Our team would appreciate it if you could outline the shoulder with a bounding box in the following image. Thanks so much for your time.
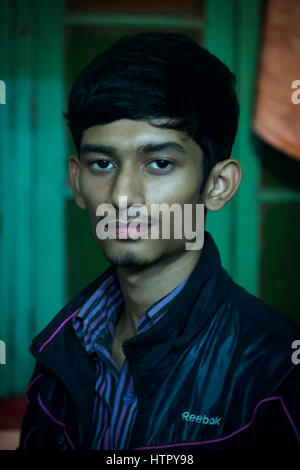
[222,278,300,384]
[212,276,300,396]
[228,279,300,345]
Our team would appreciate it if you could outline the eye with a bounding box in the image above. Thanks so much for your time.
[89,159,115,171]
[148,159,173,171]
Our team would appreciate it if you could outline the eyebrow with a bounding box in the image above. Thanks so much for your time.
[80,141,187,157]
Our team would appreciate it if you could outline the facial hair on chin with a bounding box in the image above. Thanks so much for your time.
[105,253,158,268]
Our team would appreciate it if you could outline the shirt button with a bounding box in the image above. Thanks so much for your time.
[123,393,136,405]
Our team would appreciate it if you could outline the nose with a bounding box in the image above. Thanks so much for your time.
[110,164,145,214]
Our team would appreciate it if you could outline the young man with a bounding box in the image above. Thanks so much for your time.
[18,32,300,450]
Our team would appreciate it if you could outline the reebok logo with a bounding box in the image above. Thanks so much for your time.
[181,411,222,426]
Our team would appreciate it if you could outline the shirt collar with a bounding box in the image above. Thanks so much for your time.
[73,266,188,355]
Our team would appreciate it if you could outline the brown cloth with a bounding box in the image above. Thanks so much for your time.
[253,0,300,161]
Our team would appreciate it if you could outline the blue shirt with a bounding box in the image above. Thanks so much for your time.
[72,270,187,450]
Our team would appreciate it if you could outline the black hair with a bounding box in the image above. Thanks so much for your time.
[64,31,239,193]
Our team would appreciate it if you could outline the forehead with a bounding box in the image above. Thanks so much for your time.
[82,118,185,142]
[81,118,201,156]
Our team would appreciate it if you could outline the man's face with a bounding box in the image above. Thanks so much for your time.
[69,118,205,268]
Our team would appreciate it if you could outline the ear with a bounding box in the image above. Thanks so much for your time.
[68,155,86,210]
[203,158,242,212]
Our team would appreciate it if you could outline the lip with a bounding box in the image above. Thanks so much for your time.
[108,220,150,228]
[107,220,151,238]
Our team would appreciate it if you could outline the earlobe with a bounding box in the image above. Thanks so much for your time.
[68,155,86,210]
[75,194,87,210]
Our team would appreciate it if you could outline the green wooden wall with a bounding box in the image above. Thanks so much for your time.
[0,0,66,397]
[205,0,261,294]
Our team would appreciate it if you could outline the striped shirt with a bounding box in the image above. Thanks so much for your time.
[72,270,188,450]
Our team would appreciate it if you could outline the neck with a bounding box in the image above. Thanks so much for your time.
[115,247,203,333]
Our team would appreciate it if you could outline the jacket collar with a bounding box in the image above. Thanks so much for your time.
[122,230,232,375]
[29,264,117,436]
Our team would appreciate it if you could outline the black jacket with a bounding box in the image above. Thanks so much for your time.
[18,231,300,450]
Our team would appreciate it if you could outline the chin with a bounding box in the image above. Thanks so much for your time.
[107,254,156,268]
[102,246,159,268]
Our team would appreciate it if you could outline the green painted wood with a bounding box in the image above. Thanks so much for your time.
[12,0,37,395]
[233,0,261,295]
[204,0,236,66]
[258,189,300,204]
[33,0,66,334]
[0,0,13,397]
[0,0,36,397]
[65,12,204,29]
[204,0,236,275]
[0,0,66,397]
[205,0,261,295]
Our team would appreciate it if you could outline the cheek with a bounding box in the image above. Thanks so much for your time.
[179,170,203,204]
[148,170,202,206]
[79,173,104,213]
